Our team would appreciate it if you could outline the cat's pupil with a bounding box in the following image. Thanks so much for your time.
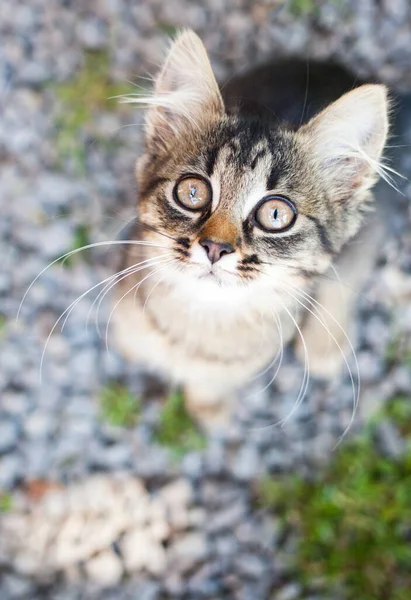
[189,185,199,205]
[273,208,279,220]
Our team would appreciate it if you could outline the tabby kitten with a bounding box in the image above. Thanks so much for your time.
[112,30,389,430]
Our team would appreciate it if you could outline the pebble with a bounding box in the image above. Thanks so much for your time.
[85,550,123,587]
[169,532,209,573]
[276,583,302,600]
[0,453,23,489]
[377,420,406,458]
[207,501,246,534]
[231,444,260,481]
[1,572,35,599]
[121,529,166,576]
[0,419,19,454]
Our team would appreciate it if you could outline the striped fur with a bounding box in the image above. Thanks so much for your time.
[112,30,390,430]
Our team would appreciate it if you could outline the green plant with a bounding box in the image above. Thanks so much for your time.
[53,50,135,172]
[0,493,13,513]
[156,20,179,37]
[287,0,341,16]
[0,314,6,338]
[154,390,206,459]
[288,0,317,15]
[258,397,411,600]
[57,224,91,268]
[385,334,411,369]
[99,383,141,427]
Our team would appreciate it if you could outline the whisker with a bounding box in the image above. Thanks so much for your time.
[59,256,170,333]
[17,240,169,319]
[142,270,170,314]
[39,257,172,381]
[248,295,309,432]
[247,306,284,401]
[284,283,360,447]
[91,254,172,335]
[274,295,310,427]
[104,260,176,350]
[249,307,283,383]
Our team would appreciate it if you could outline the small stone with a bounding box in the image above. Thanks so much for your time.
[24,410,55,439]
[2,572,35,598]
[158,478,193,507]
[231,444,260,481]
[207,501,246,533]
[121,528,166,576]
[204,439,226,475]
[234,553,267,579]
[38,221,74,259]
[215,535,237,558]
[132,581,161,600]
[188,507,207,527]
[377,420,406,458]
[24,442,52,478]
[356,350,384,383]
[181,453,204,482]
[169,532,208,573]
[77,18,107,49]
[85,550,123,587]
[276,583,302,600]
[0,453,23,489]
[0,418,19,454]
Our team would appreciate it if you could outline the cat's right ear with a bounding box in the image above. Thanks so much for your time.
[142,30,224,151]
[299,84,389,205]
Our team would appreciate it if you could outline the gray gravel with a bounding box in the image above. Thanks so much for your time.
[1,1,411,599]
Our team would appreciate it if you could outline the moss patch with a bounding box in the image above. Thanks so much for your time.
[0,493,13,513]
[258,396,411,600]
[52,50,135,172]
[0,314,6,339]
[56,224,91,268]
[154,390,206,459]
[99,383,141,428]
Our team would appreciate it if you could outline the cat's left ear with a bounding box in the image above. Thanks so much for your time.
[143,30,224,150]
[300,84,389,204]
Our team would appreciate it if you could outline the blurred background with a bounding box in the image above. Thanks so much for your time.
[0,1,411,599]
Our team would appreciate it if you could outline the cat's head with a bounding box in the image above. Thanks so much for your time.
[129,31,389,299]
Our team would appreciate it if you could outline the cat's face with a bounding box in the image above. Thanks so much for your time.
[130,31,388,300]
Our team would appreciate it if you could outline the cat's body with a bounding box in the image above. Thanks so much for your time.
[113,31,390,429]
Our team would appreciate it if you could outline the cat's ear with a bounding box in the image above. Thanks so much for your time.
[143,30,224,150]
[300,84,389,204]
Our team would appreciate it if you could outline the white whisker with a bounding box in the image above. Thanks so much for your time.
[90,254,172,335]
[142,270,169,314]
[248,307,283,386]
[39,257,172,382]
[17,240,169,320]
[275,295,310,427]
[284,283,360,447]
[104,260,176,351]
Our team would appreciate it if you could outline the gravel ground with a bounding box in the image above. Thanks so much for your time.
[1,1,411,599]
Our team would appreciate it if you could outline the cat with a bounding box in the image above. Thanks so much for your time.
[112,29,390,431]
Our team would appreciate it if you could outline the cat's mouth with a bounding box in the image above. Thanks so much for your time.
[191,261,242,286]
[199,269,222,283]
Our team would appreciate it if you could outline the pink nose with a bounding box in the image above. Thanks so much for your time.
[199,238,235,264]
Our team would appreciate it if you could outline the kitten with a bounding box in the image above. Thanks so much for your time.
[112,30,390,430]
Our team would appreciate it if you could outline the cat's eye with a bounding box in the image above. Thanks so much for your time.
[174,175,212,211]
[254,196,297,232]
